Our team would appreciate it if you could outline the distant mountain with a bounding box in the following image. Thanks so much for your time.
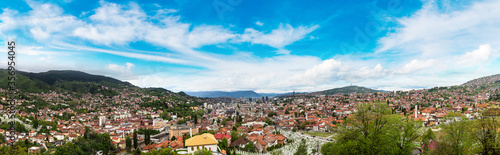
[186,91,262,98]
[313,85,381,95]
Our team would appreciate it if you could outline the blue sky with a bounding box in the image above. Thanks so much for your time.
[1,0,500,93]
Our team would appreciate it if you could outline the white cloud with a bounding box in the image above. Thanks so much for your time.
[26,2,84,41]
[185,25,236,48]
[289,59,342,84]
[396,59,436,74]
[238,24,319,54]
[106,62,135,75]
[0,9,19,34]
[256,21,264,26]
[73,1,146,45]
[239,24,319,48]
[377,0,500,57]
[343,64,387,82]
[456,44,494,65]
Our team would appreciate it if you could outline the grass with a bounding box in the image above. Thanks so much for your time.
[302,131,334,138]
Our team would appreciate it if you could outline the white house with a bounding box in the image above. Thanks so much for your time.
[185,133,219,154]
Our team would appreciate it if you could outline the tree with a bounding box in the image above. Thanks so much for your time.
[134,148,141,155]
[33,115,39,129]
[392,116,423,154]
[421,128,436,153]
[53,132,115,155]
[470,110,500,154]
[218,137,228,152]
[83,126,91,139]
[145,129,151,145]
[145,148,176,155]
[294,139,307,155]
[171,136,176,141]
[435,112,473,155]
[321,103,422,155]
[243,142,255,152]
[133,131,138,149]
[194,115,198,124]
[126,136,132,152]
[230,131,240,143]
[193,149,212,155]
[222,119,227,126]
[178,119,187,124]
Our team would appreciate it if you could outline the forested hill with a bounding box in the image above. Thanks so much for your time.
[313,86,381,95]
[19,70,132,86]
[462,74,500,87]
[0,69,133,95]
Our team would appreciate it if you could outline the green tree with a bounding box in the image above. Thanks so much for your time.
[243,142,255,152]
[134,148,141,155]
[0,133,6,143]
[222,119,227,126]
[470,110,500,154]
[145,129,151,145]
[294,139,308,155]
[144,147,176,155]
[178,119,187,124]
[133,131,138,149]
[193,149,212,155]
[321,103,422,155]
[171,136,176,141]
[32,116,39,129]
[126,136,132,152]
[218,137,228,152]
[421,128,436,153]
[230,131,240,143]
[83,126,91,139]
[435,112,473,155]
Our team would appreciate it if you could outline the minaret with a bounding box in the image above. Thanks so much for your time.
[415,105,418,119]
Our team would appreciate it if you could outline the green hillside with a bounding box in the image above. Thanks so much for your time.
[0,69,131,96]
[316,85,380,95]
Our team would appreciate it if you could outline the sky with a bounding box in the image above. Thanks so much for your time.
[1,0,500,93]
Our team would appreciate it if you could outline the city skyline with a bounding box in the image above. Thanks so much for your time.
[1,0,500,93]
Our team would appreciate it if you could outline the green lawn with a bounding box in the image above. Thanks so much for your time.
[302,131,334,138]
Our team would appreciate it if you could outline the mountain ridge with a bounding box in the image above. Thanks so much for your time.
[311,85,381,96]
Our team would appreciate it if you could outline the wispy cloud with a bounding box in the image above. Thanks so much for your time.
[255,21,264,26]
[237,24,319,54]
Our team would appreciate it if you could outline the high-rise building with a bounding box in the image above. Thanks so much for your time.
[99,115,106,127]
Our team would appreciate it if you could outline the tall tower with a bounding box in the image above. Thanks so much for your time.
[99,115,106,127]
[414,105,418,119]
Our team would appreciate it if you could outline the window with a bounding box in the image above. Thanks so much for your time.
[191,147,193,151]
